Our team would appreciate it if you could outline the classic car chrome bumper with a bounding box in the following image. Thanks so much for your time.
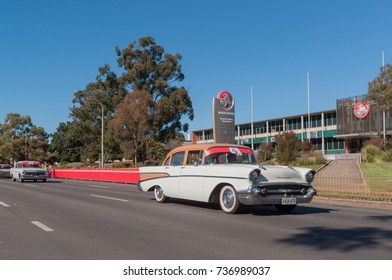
[21,175,48,180]
[237,187,317,205]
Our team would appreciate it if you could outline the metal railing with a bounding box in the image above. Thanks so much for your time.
[313,175,392,201]
[313,153,391,201]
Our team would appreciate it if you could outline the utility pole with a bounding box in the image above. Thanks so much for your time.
[92,97,104,169]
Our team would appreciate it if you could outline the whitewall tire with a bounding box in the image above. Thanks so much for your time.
[219,185,240,214]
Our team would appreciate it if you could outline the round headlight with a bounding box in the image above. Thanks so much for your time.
[249,169,260,183]
[305,171,314,183]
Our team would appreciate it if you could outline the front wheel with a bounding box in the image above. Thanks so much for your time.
[154,186,169,203]
[219,185,240,214]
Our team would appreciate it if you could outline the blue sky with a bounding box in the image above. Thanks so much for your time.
[0,0,391,136]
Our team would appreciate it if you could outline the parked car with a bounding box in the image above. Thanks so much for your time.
[0,163,12,178]
[137,143,317,214]
[10,161,48,182]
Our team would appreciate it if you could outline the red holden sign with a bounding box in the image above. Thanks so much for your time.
[353,101,370,119]
[217,90,234,110]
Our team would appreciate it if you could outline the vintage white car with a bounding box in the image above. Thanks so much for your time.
[10,161,48,182]
[137,143,317,214]
[0,163,12,178]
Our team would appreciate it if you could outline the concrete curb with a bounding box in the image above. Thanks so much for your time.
[313,196,392,210]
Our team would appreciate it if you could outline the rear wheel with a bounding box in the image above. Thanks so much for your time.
[219,185,240,214]
[274,204,296,213]
[154,186,168,203]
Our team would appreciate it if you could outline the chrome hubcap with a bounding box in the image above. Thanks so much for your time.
[222,189,234,209]
[155,187,163,199]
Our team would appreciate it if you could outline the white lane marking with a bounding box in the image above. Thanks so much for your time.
[87,184,111,189]
[0,201,10,207]
[90,194,129,203]
[24,184,37,187]
[31,221,54,232]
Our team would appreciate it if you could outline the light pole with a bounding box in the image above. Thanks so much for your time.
[92,97,104,168]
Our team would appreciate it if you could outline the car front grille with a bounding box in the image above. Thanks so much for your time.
[259,184,309,195]
[25,171,46,176]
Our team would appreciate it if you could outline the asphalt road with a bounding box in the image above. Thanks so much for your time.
[1,178,391,260]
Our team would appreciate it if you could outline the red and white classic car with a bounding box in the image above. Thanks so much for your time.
[137,143,317,214]
[10,161,48,182]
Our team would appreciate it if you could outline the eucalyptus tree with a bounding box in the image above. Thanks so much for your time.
[70,36,193,163]
[0,113,48,162]
[112,36,193,162]
[366,63,392,110]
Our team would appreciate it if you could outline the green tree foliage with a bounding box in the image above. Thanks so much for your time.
[366,63,392,110]
[114,37,194,142]
[67,36,194,163]
[49,122,83,163]
[0,113,49,162]
[69,65,124,163]
[274,132,300,165]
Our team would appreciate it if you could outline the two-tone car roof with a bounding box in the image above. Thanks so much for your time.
[167,143,252,154]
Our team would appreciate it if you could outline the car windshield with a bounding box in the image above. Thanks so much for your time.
[204,151,257,165]
[19,162,41,168]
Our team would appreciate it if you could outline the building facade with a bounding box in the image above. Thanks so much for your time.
[335,95,392,153]
[191,96,392,155]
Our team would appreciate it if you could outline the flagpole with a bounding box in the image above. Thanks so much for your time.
[382,50,386,141]
[251,85,254,150]
[307,72,311,143]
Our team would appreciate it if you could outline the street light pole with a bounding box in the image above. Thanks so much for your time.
[92,97,104,168]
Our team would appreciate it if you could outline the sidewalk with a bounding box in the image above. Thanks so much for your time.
[313,158,368,192]
[313,196,392,210]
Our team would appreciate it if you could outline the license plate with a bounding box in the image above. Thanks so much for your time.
[282,197,296,205]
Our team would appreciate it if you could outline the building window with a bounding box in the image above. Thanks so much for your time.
[287,117,301,130]
[325,138,344,150]
[254,123,266,134]
[311,115,322,127]
[325,113,336,126]
[269,121,283,132]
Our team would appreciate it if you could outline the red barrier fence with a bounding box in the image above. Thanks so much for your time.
[50,168,140,184]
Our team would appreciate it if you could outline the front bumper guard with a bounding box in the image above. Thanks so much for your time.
[238,187,317,205]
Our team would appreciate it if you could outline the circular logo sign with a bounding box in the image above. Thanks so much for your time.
[217,90,234,110]
[354,101,370,119]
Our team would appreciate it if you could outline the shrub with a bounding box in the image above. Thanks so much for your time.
[382,149,392,162]
[296,150,326,166]
[111,162,132,168]
[256,143,274,163]
[274,132,300,165]
[58,161,71,168]
[362,144,381,163]
[364,137,392,151]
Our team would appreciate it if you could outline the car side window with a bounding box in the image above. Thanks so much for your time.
[204,153,224,164]
[171,151,185,166]
[186,150,203,165]
[163,157,171,166]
